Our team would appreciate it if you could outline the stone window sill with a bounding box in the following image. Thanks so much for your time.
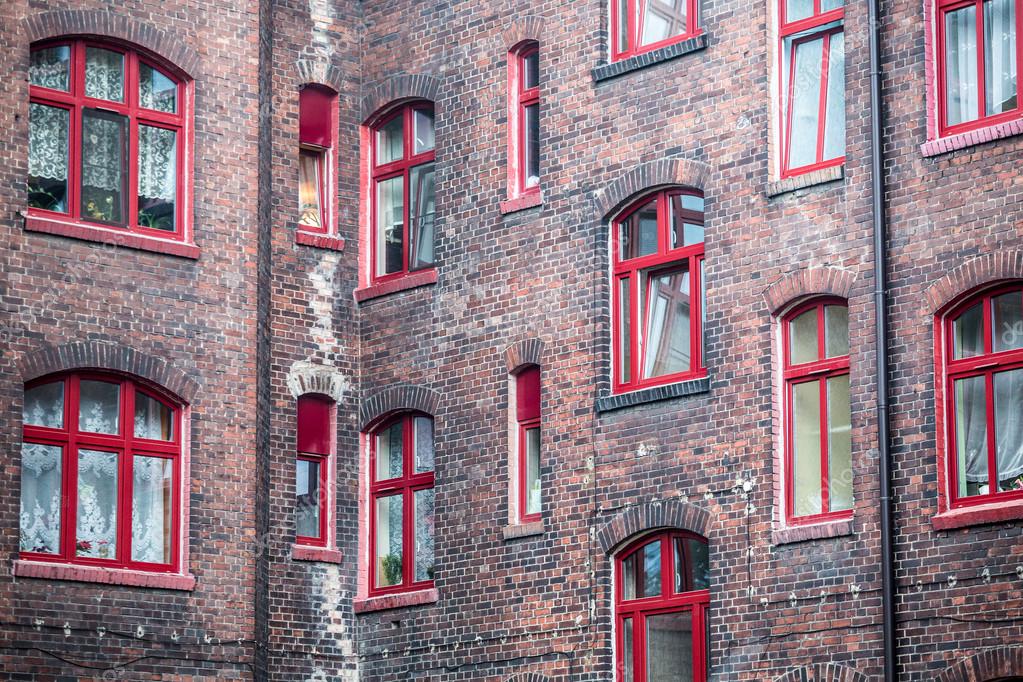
[766,165,845,198]
[354,587,439,614]
[291,544,343,563]
[24,213,200,259]
[296,230,346,252]
[500,192,543,215]
[503,520,545,541]
[14,559,196,591]
[772,517,853,546]
[593,33,708,83]
[355,269,438,303]
[921,118,1023,157]
[596,376,710,413]
[932,498,1023,531]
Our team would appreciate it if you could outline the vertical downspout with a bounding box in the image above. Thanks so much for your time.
[867,0,896,680]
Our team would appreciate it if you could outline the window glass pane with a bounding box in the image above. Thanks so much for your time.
[85,47,124,102]
[76,449,118,559]
[298,149,323,228]
[945,5,980,126]
[79,380,120,435]
[414,109,435,154]
[700,259,706,367]
[639,0,688,47]
[670,194,704,248]
[992,291,1023,353]
[821,0,844,10]
[138,125,177,231]
[81,109,128,226]
[376,176,404,276]
[24,381,64,429]
[135,393,174,440]
[409,163,436,271]
[620,277,632,384]
[28,103,69,214]
[375,421,404,481]
[955,375,989,498]
[618,198,659,260]
[524,103,540,188]
[994,368,1023,492]
[30,45,71,91]
[525,427,541,515]
[984,0,1017,117]
[822,31,846,161]
[786,0,814,22]
[414,488,435,582]
[414,417,434,473]
[646,611,695,682]
[828,374,853,512]
[643,266,692,379]
[376,115,404,165]
[295,459,321,539]
[132,456,173,563]
[792,380,823,516]
[622,618,635,682]
[954,302,985,358]
[623,540,661,600]
[617,0,630,53]
[787,35,825,169]
[375,494,404,587]
[825,304,849,358]
[139,63,177,113]
[789,307,819,365]
[523,50,539,89]
[674,536,710,592]
[20,443,62,555]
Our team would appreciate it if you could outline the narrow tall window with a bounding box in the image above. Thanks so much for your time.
[779,0,846,177]
[370,102,436,281]
[612,0,702,61]
[944,285,1023,505]
[783,299,852,524]
[613,189,706,394]
[509,42,540,197]
[615,531,710,681]
[936,0,1020,136]
[298,85,337,234]
[21,373,182,571]
[296,395,333,546]
[515,366,542,522]
[369,414,435,594]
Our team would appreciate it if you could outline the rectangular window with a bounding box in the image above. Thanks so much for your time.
[612,0,702,61]
[295,395,333,546]
[509,43,541,198]
[515,366,542,523]
[298,85,337,234]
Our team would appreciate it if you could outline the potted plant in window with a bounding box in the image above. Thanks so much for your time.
[381,553,402,585]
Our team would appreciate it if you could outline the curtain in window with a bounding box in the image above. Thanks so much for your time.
[28,104,69,185]
[138,125,177,203]
[85,48,124,102]
[19,443,62,555]
[985,0,1018,116]
[956,375,989,491]
[643,268,692,379]
[945,6,980,126]
[994,368,1023,488]
[131,456,172,563]
[414,488,435,581]
[76,449,118,559]
[30,46,70,91]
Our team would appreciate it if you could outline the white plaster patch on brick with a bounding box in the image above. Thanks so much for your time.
[286,360,350,402]
[308,253,344,357]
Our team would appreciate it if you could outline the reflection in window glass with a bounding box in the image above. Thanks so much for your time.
[139,63,177,113]
[81,109,128,226]
[30,45,71,91]
[375,495,403,587]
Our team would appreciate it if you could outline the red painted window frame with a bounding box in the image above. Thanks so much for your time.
[611,0,703,62]
[295,394,334,547]
[614,530,709,682]
[368,413,435,596]
[515,365,542,524]
[508,42,540,199]
[369,101,436,284]
[20,372,183,573]
[942,283,1023,508]
[612,188,706,394]
[778,0,846,178]
[935,0,1022,138]
[298,85,338,236]
[28,39,193,243]
[782,298,852,526]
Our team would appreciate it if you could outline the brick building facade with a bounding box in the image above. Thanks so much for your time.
[0,0,1021,680]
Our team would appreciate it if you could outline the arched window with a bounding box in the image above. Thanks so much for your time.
[298,85,338,235]
[612,188,706,393]
[369,413,435,594]
[513,365,541,523]
[28,39,191,241]
[615,531,710,681]
[21,372,182,571]
[370,101,436,281]
[783,298,852,524]
[943,284,1023,505]
[508,41,540,198]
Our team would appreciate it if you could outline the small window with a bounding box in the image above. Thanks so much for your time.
[370,102,436,282]
[779,0,845,178]
[615,531,710,681]
[612,0,702,61]
[298,85,337,234]
[612,189,706,393]
[21,373,182,571]
[369,414,435,594]
[783,299,852,524]
[514,365,542,523]
[296,395,334,546]
[509,42,540,197]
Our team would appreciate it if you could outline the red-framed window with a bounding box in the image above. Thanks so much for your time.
[615,530,710,682]
[515,365,542,523]
[783,298,852,525]
[20,372,182,572]
[942,284,1023,506]
[509,42,540,198]
[370,102,436,282]
[935,0,1020,137]
[611,0,702,62]
[28,39,191,240]
[778,0,846,178]
[369,413,435,595]
[296,394,334,546]
[612,188,706,394]
[298,85,338,235]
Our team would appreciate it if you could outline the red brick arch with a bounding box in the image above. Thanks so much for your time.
[506,674,550,682]
[925,250,1023,314]
[597,498,711,554]
[502,16,546,50]
[763,267,857,316]
[772,664,869,682]
[361,73,441,123]
[504,338,545,372]
[937,648,1023,682]
[360,383,442,430]
[594,157,712,221]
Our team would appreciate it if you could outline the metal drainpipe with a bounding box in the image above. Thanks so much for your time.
[867,0,896,680]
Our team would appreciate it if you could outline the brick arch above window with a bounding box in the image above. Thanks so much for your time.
[502,16,547,50]
[22,9,201,78]
[763,267,857,316]
[17,341,199,405]
[772,664,869,682]
[937,647,1023,682]
[361,73,441,123]
[360,383,442,431]
[597,498,711,554]
[295,59,345,94]
[506,674,550,682]
[505,338,546,372]
[926,251,1023,314]
[594,157,712,221]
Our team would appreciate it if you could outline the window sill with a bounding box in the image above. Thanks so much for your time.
[354,587,439,614]
[24,213,200,259]
[354,269,438,303]
[921,118,1023,157]
[772,518,853,546]
[296,230,346,252]
[932,498,1023,531]
[291,544,343,563]
[500,193,543,215]
[593,33,708,83]
[13,559,196,591]
[766,165,845,198]
[503,520,545,540]
[596,376,710,413]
